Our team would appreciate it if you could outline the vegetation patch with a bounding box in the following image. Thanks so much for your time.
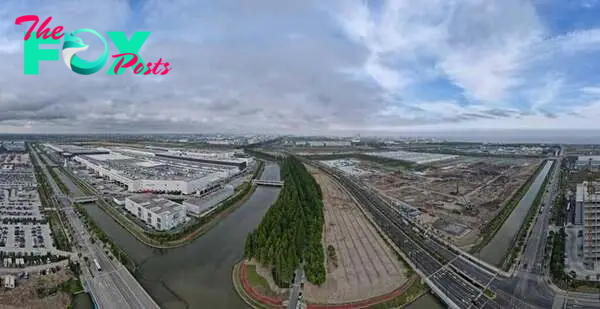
[326,245,338,268]
[483,288,496,299]
[31,156,72,251]
[244,156,326,287]
[245,264,271,292]
[549,228,567,285]
[366,278,426,309]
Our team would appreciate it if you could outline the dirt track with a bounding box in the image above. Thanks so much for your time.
[305,167,408,304]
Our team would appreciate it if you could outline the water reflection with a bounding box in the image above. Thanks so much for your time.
[84,163,281,309]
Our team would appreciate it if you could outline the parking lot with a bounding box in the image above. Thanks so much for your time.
[0,224,54,253]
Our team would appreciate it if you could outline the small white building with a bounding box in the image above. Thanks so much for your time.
[125,195,186,231]
[3,275,15,289]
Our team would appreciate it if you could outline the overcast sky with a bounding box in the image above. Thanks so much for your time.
[3,0,600,134]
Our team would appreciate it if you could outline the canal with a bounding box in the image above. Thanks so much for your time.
[405,293,446,309]
[75,163,281,309]
[478,160,553,266]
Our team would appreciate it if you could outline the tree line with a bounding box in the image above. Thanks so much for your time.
[244,156,326,287]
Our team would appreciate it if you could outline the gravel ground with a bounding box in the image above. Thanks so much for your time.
[0,269,71,309]
[304,167,408,304]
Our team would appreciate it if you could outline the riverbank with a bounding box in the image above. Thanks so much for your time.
[477,160,553,266]
[470,160,546,254]
[58,160,265,249]
[77,163,282,309]
[500,160,555,270]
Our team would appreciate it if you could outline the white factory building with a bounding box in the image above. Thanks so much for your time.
[125,195,186,231]
[74,154,234,195]
[576,156,600,169]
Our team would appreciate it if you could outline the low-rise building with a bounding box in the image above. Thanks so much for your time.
[183,185,234,217]
[125,195,186,231]
[3,275,15,289]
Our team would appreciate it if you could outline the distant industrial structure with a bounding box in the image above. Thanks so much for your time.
[575,156,600,169]
[125,195,186,231]
[42,144,249,195]
[575,181,600,268]
[73,153,234,195]
[43,144,109,158]
[1,141,26,153]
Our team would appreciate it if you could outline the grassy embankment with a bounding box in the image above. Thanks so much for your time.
[470,160,547,254]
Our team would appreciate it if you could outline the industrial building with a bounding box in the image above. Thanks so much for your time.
[576,181,600,268]
[74,153,236,195]
[125,195,186,231]
[43,144,109,158]
[183,184,234,217]
[294,140,352,147]
[575,156,600,169]
[1,141,26,153]
[155,150,251,170]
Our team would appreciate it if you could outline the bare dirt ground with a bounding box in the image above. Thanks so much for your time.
[0,270,70,309]
[305,167,408,304]
[361,158,540,247]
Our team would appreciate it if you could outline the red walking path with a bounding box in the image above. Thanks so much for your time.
[239,261,418,309]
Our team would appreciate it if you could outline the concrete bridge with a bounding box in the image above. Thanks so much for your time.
[252,179,284,187]
[70,195,99,204]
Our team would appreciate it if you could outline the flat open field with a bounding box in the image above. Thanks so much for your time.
[0,269,71,309]
[305,166,408,304]
[356,157,541,247]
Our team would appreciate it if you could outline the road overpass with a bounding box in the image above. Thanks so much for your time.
[252,179,284,187]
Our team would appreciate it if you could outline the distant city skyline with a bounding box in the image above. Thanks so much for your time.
[3,1,600,133]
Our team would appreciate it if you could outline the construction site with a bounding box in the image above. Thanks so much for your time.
[303,166,409,304]
[326,157,542,248]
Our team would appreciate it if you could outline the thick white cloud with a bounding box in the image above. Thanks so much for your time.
[1,0,600,134]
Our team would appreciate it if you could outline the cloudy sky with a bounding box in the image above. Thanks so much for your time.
[3,0,600,134]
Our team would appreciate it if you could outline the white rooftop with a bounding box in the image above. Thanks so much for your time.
[127,195,185,215]
[86,153,132,161]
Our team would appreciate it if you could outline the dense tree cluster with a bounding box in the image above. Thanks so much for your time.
[244,156,325,287]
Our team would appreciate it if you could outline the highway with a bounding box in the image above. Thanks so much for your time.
[316,162,519,309]
[513,159,560,304]
[315,154,600,309]
[312,158,555,309]
[31,146,160,309]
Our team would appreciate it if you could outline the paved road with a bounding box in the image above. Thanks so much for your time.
[32,146,160,309]
[312,157,592,309]
[513,159,560,303]
[288,266,304,309]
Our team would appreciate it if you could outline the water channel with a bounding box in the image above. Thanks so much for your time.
[74,163,281,309]
[478,160,553,266]
[405,293,446,309]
